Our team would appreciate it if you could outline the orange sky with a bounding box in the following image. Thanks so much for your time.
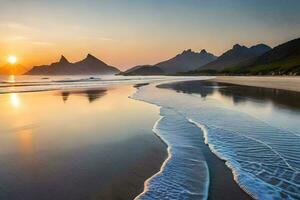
[0,0,299,71]
[0,35,234,70]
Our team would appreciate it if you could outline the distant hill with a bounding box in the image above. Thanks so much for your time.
[0,64,28,75]
[156,49,217,73]
[199,44,271,71]
[121,49,217,75]
[25,54,120,75]
[120,65,164,75]
[226,38,300,75]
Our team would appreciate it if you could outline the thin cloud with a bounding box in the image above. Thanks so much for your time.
[31,41,55,46]
[0,22,36,32]
[80,36,118,42]
[6,36,30,41]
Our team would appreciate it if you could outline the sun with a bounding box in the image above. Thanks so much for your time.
[7,55,18,64]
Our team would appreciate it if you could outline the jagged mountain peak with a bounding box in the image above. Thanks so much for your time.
[86,53,97,59]
[181,49,194,55]
[155,49,217,73]
[200,43,272,71]
[232,44,246,50]
[184,49,192,53]
[200,49,207,54]
[25,54,120,75]
[59,55,70,63]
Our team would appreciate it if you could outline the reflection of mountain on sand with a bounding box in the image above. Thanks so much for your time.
[158,80,300,111]
[59,89,107,103]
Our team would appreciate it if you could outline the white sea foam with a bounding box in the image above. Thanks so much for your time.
[134,108,209,200]
[133,79,300,200]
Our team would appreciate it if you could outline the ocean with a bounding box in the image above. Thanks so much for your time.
[0,75,299,199]
[134,80,300,200]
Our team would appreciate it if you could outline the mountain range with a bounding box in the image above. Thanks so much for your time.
[223,38,300,75]
[156,49,217,73]
[123,37,300,76]
[3,37,299,76]
[199,44,271,71]
[120,65,164,75]
[25,54,119,75]
[121,49,217,75]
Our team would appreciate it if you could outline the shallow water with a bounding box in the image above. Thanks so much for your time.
[134,80,300,200]
[0,85,165,200]
[135,108,209,200]
[0,75,172,93]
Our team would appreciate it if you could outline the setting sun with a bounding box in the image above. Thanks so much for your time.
[7,55,17,64]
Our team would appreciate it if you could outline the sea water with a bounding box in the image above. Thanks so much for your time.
[0,75,170,93]
[133,80,300,200]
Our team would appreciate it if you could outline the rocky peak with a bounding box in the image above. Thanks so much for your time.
[59,55,70,63]
[200,49,207,54]
[233,44,243,50]
[182,49,193,54]
[86,53,96,59]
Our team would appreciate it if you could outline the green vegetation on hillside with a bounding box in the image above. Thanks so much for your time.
[187,38,300,76]
[223,56,300,75]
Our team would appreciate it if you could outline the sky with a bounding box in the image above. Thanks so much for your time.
[0,0,300,70]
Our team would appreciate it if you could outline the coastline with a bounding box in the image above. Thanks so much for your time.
[133,80,253,200]
[1,76,299,199]
[188,119,253,200]
[153,79,300,199]
[211,76,300,92]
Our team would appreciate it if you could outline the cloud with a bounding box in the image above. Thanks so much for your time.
[90,37,117,42]
[31,41,55,46]
[2,34,54,46]
[79,35,118,42]
[6,36,30,41]
[0,22,36,32]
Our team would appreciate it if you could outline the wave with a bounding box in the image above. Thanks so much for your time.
[53,77,101,83]
[133,80,300,200]
[0,75,177,94]
[134,108,209,200]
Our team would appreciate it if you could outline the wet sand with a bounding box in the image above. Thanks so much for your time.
[212,76,300,92]
[159,79,300,199]
[0,85,167,200]
[159,81,253,200]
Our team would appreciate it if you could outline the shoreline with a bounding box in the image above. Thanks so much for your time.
[133,80,252,199]
[211,76,300,92]
[154,79,300,199]
[2,76,298,199]
[189,119,253,200]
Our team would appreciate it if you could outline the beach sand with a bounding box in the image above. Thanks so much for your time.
[212,76,300,92]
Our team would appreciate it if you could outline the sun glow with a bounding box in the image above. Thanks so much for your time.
[7,55,18,64]
[10,93,21,108]
[8,75,16,83]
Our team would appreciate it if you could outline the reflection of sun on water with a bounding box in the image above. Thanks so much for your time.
[18,129,34,155]
[10,93,21,108]
[8,75,16,83]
